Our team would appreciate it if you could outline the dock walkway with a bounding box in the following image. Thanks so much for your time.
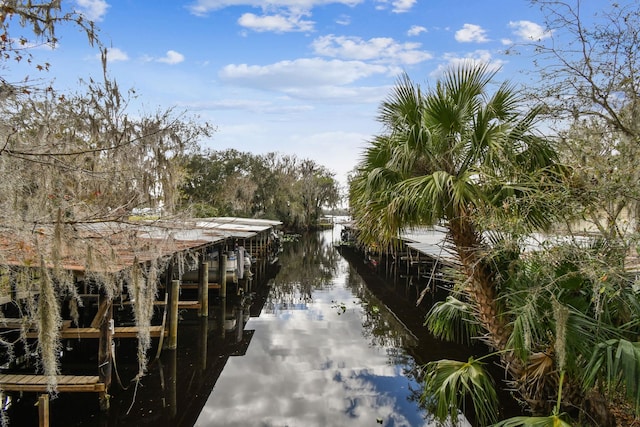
[0,374,105,393]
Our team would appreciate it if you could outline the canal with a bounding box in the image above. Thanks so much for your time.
[5,224,485,426]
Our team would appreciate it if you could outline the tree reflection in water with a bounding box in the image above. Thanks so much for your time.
[193,226,473,427]
[263,230,341,314]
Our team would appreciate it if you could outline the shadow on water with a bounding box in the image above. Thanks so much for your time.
[5,225,519,426]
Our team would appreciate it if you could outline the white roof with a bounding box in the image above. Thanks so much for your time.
[400,226,457,264]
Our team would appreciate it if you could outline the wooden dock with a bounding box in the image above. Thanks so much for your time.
[180,282,221,290]
[0,319,72,330]
[0,216,283,426]
[25,325,167,340]
[0,374,105,393]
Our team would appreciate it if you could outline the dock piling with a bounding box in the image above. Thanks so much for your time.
[198,262,209,317]
[98,298,113,411]
[220,255,227,299]
[167,280,180,349]
[38,394,49,427]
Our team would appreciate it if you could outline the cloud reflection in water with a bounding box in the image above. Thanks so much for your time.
[196,235,462,427]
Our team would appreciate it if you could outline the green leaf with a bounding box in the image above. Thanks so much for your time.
[421,357,499,427]
[425,295,481,345]
[584,338,640,415]
[491,414,573,427]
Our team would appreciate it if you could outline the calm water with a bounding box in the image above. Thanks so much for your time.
[6,225,476,427]
[195,226,444,427]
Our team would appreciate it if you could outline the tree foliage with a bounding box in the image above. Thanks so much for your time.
[527,0,640,240]
[0,1,97,92]
[350,58,640,425]
[0,1,213,395]
[179,149,340,230]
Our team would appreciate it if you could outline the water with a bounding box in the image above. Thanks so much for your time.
[5,225,478,426]
[196,227,436,427]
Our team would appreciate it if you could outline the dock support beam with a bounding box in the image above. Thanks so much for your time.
[199,317,208,371]
[167,346,177,419]
[167,280,180,350]
[38,394,49,427]
[98,298,113,411]
[198,262,209,317]
[220,255,227,299]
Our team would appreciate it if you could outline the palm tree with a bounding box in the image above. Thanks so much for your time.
[349,63,564,421]
[350,63,640,425]
[351,62,557,351]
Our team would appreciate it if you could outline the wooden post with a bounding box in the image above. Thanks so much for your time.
[220,255,227,299]
[198,261,209,317]
[38,393,49,427]
[167,346,177,419]
[167,280,180,350]
[199,317,208,371]
[219,299,226,338]
[98,298,113,411]
[235,306,243,343]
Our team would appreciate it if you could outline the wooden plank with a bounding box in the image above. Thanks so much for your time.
[0,375,105,393]
[179,283,221,290]
[90,297,110,329]
[0,319,72,330]
[177,300,201,309]
[25,326,167,339]
[121,300,166,306]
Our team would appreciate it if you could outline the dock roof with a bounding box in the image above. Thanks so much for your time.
[399,226,458,265]
[0,217,282,274]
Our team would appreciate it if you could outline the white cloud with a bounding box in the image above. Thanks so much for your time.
[187,0,363,16]
[157,50,185,64]
[430,50,505,78]
[374,0,416,13]
[390,0,416,13]
[407,25,427,37]
[99,47,128,62]
[312,35,432,65]
[455,24,489,43]
[75,0,109,21]
[219,58,388,90]
[335,14,351,26]
[290,130,368,184]
[184,99,314,114]
[501,38,513,45]
[238,12,314,32]
[509,20,552,41]
[217,58,394,103]
[278,84,390,103]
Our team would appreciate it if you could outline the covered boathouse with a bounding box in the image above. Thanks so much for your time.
[0,217,281,425]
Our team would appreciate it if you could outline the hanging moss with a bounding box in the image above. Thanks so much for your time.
[36,260,62,393]
[127,258,161,377]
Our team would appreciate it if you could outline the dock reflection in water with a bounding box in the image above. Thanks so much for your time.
[195,226,467,427]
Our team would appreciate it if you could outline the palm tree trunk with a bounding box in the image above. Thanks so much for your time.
[449,216,617,423]
[449,215,511,352]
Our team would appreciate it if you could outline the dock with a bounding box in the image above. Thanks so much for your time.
[0,216,283,426]
[0,374,105,393]
[24,325,167,340]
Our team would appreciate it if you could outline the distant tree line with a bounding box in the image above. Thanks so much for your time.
[178,149,340,230]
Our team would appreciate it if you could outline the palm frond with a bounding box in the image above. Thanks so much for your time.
[505,292,548,360]
[425,295,481,345]
[584,338,640,415]
[421,357,499,427]
[491,414,573,427]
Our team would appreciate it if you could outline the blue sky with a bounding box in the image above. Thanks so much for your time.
[11,0,567,187]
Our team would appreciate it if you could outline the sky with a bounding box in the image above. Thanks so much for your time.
[8,0,571,188]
